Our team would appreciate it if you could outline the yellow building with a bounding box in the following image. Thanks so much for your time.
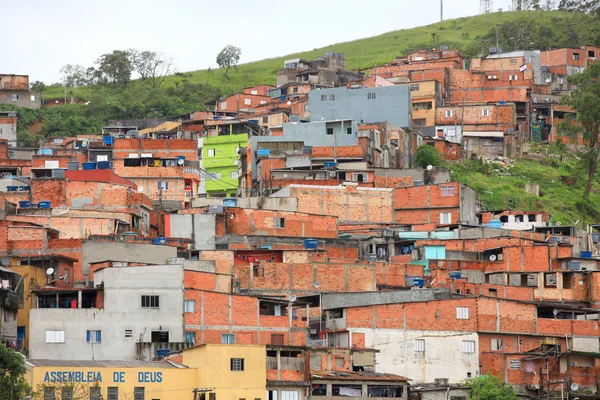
[410,79,443,128]
[26,360,199,400]
[172,343,267,400]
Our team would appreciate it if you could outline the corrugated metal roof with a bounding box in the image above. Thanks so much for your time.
[27,360,184,368]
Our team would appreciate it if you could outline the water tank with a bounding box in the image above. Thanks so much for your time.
[82,162,97,170]
[67,161,79,170]
[223,198,238,207]
[449,272,462,280]
[152,237,167,245]
[413,278,426,288]
[304,239,318,249]
[38,201,51,209]
[488,220,502,229]
[52,169,65,178]
[97,161,111,170]
[256,149,270,158]
[156,348,171,358]
[103,135,114,146]
[18,200,31,208]
[581,251,593,259]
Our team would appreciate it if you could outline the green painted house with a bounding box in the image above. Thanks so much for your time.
[202,133,247,197]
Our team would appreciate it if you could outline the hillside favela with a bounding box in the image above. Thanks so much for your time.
[3,0,600,399]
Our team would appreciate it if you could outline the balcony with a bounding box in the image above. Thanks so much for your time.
[0,290,19,310]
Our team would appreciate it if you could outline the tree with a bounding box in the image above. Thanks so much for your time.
[559,0,600,13]
[59,64,88,88]
[466,375,520,400]
[95,50,133,87]
[30,81,47,94]
[559,62,600,200]
[128,49,175,88]
[0,344,29,400]
[216,45,241,81]
[415,144,444,168]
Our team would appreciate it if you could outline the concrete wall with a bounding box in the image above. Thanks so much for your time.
[352,328,479,383]
[0,120,17,147]
[168,213,216,251]
[459,184,479,225]
[191,196,298,212]
[308,86,412,128]
[372,168,451,185]
[29,265,185,360]
[82,241,178,277]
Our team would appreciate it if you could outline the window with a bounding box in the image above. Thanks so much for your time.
[31,95,36,102]
[320,94,327,102]
[440,185,455,196]
[275,218,285,228]
[244,98,252,105]
[573,53,580,60]
[108,387,119,400]
[332,385,362,396]
[260,100,267,104]
[86,330,102,343]
[90,387,101,400]
[447,128,456,137]
[312,384,327,396]
[45,330,65,343]
[367,92,376,100]
[134,387,145,400]
[210,394,216,400]
[328,94,335,101]
[271,334,285,345]
[327,128,334,135]
[186,331,196,344]
[445,110,453,118]
[44,387,55,400]
[413,118,427,127]
[489,288,498,297]
[462,340,476,354]
[510,58,518,65]
[208,148,216,157]
[310,355,322,370]
[482,109,490,117]
[230,171,239,179]
[509,75,518,80]
[456,307,470,319]
[184,300,196,313]
[125,329,133,338]
[222,333,235,344]
[211,172,221,180]
[558,77,565,84]
[589,50,596,58]
[62,387,73,400]
[491,338,503,351]
[367,386,403,397]
[251,90,258,95]
[414,339,425,353]
[347,127,352,135]
[158,181,168,190]
[221,102,227,110]
[141,295,160,308]
[11,94,19,101]
[231,358,245,371]
[409,84,420,91]
[151,331,169,342]
[440,212,452,224]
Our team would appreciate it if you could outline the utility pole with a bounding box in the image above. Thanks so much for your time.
[496,24,500,48]
[440,0,443,21]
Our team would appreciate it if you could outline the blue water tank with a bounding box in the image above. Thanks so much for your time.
[304,239,318,249]
[152,237,167,245]
[38,201,51,209]
[82,162,97,170]
[256,149,270,158]
[413,278,426,288]
[156,349,171,358]
[324,162,337,168]
[97,161,111,170]
[103,135,114,146]
[581,251,593,259]
[488,220,502,229]
[18,201,31,208]
[450,272,463,280]
[223,198,238,207]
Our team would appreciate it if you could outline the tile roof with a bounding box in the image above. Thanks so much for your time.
[310,370,410,382]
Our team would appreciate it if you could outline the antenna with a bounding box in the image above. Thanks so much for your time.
[51,205,70,216]
[480,0,493,14]
[290,295,297,302]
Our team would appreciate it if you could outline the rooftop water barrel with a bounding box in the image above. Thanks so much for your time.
[18,201,31,208]
[97,161,111,170]
[67,161,79,170]
[152,237,167,245]
[223,198,238,207]
[103,135,114,146]
[581,251,593,259]
[488,220,502,229]
[304,239,318,249]
[82,162,97,170]
[52,169,65,178]
[38,201,51,209]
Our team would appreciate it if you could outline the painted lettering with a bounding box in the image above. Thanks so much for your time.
[137,371,162,383]
[113,371,125,383]
[42,371,103,383]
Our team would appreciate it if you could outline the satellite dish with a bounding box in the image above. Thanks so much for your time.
[489,254,497,261]
[553,309,559,316]
[571,383,579,391]
[51,205,70,216]
[287,101,292,105]
[229,213,235,219]
[320,117,325,121]
[290,295,297,302]
[314,282,320,288]
[137,186,144,193]
[426,165,433,170]
[556,221,562,226]
[545,79,551,83]
[177,159,184,165]
[81,142,88,147]
[46,268,55,276]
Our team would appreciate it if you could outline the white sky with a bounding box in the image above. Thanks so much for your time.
[5,0,514,83]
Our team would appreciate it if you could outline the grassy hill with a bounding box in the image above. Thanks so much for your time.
[45,10,598,100]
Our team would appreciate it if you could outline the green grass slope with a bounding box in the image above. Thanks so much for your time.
[45,10,596,99]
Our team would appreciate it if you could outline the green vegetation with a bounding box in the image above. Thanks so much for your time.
[0,345,29,400]
[448,150,600,226]
[466,375,520,400]
[415,145,443,168]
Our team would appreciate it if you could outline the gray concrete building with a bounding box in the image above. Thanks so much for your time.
[0,111,17,147]
[0,75,41,109]
[308,86,412,128]
[28,264,186,360]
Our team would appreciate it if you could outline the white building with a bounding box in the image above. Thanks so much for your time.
[29,264,186,360]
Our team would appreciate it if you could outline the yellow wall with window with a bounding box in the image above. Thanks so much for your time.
[25,362,198,400]
[179,344,267,400]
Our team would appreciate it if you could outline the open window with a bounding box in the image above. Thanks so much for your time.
[260,302,287,316]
